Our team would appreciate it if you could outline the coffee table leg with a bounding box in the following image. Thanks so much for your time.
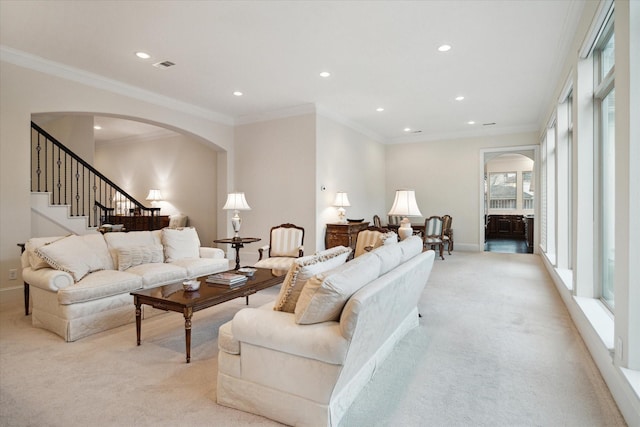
[135,298,142,346]
[184,307,193,363]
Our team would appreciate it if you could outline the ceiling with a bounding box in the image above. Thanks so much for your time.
[1,0,584,143]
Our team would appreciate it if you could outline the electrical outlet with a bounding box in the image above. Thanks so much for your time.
[8,269,17,280]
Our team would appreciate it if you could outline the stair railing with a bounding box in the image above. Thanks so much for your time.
[31,121,160,228]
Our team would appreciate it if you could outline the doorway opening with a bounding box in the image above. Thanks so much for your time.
[480,148,537,254]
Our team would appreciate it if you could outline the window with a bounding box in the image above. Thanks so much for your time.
[594,13,615,310]
[489,172,516,209]
[522,171,534,210]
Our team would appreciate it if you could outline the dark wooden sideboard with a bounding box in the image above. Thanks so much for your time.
[325,222,369,251]
[486,214,526,238]
[105,215,169,231]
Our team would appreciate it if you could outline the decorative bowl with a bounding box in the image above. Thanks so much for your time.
[238,267,257,276]
[182,279,200,291]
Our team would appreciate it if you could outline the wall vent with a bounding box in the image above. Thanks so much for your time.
[483,122,496,126]
[153,61,175,69]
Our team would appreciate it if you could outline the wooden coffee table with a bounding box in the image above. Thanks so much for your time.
[131,268,285,363]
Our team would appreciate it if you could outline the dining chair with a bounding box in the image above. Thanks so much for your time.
[442,214,453,254]
[423,216,445,260]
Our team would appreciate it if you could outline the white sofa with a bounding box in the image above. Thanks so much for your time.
[217,236,435,426]
[21,227,229,342]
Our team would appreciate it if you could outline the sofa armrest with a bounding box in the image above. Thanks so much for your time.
[199,247,225,259]
[231,307,349,365]
[22,267,74,292]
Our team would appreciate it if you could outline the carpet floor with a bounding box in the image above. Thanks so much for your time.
[0,251,626,426]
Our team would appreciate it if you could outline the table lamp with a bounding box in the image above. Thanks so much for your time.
[388,189,422,240]
[333,192,351,224]
[223,192,251,237]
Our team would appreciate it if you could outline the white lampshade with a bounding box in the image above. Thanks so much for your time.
[388,190,422,240]
[388,189,422,217]
[146,189,163,202]
[333,192,350,224]
[223,192,251,211]
[223,192,251,237]
[333,192,351,207]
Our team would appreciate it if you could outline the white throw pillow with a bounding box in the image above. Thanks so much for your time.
[25,236,67,270]
[294,252,381,325]
[162,227,201,262]
[34,235,105,282]
[399,235,423,262]
[117,244,164,271]
[274,246,352,313]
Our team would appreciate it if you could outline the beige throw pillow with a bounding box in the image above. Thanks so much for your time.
[162,227,200,262]
[273,246,352,313]
[117,244,164,271]
[25,235,67,270]
[34,235,105,282]
[294,253,382,325]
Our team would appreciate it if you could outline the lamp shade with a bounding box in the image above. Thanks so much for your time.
[388,190,422,217]
[145,189,163,202]
[333,192,351,207]
[223,192,251,211]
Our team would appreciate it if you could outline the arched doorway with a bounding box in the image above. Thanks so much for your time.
[479,146,538,254]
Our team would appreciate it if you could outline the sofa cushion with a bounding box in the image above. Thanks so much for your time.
[35,234,110,282]
[274,246,352,313]
[57,269,142,305]
[169,257,229,278]
[123,263,187,289]
[370,242,402,275]
[162,227,201,262]
[399,235,423,262]
[117,244,164,271]
[294,253,381,325]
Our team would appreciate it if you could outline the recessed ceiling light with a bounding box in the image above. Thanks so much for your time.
[233,91,243,97]
[135,51,151,59]
[376,107,385,112]
[319,71,331,78]
[467,121,476,125]
[438,44,452,52]
[93,125,102,130]
[455,96,465,101]
[404,127,412,132]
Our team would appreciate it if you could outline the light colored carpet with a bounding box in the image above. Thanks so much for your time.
[0,251,626,426]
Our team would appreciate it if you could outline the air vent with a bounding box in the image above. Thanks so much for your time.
[412,130,422,133]
[482,122,496,126]
[152,61,175,69]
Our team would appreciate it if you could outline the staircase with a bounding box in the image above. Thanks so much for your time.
[31,192,95,235]
[30,121,160,233]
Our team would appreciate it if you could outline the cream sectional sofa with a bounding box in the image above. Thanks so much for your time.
[21,227,229,342]
[217,236,435,427]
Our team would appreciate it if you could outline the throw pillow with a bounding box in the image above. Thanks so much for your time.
[399,235,423,262]
[294,252,382,325]
[34,235,104,282]
[117,244,164,271]
[273,246,352,313]
[162,227,200,262]
[25,235,67,270]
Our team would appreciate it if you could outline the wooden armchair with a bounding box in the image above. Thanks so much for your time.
[254,223,305,271]
[423,216,445,260]
[354,226,396,258]
[442,214,454,254]
[373,215,382,228]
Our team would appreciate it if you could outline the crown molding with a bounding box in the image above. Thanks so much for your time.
[315,105,385,143]
[386,123,539,145]
[0,45,234,126]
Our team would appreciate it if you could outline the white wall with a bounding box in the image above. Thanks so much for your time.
[0,59,234,291]
[316,114,386,251]
[385,132,538,251]
[95,134,219,245]
[234,114,317,260]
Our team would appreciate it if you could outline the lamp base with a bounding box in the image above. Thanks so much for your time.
[397,217,413,240]
[337,207,347,224]
[231,211,242,237]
